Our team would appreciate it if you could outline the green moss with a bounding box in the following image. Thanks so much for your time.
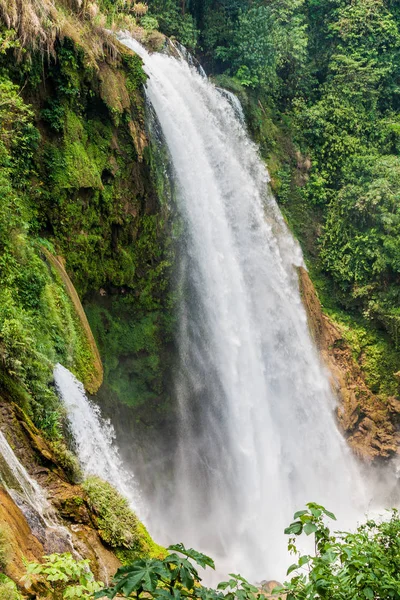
[329,312,399,397]
[83,476,165,559]
[123,53,148,95]
[86,301,162,408]
[46,111,105,191]
[83,476,138,548]
[115,521,167,563]
[0,575,21,600]
[0,525,11,570]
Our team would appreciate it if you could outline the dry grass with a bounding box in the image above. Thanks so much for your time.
[133,2,148,16]
[0,0,120,64]
[0,0,58,56]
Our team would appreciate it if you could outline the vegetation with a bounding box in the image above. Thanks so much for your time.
[95,505,400,600]
[22,553,103,599]
[49,440,83,483]
[0,0,174,434]
[0,574,22,600]
[0,525,11,570]
[96,543,265,600]
[279,503,400,599]
[0,64,100,435]
[83,476,165,559]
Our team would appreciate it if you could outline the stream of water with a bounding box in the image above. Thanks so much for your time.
[0,430,73,551]
[54,363,140,511]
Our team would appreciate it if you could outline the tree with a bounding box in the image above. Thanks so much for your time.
[215,0,307,92]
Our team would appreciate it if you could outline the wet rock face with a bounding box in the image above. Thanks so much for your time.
[7,491,48,545]
[298,266,400,461]
[0,400,121,585]
[0,487,44,583]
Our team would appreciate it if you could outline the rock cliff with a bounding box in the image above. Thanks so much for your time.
[299,266,400,460]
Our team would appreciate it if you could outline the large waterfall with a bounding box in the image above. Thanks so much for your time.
[115,33,367,581]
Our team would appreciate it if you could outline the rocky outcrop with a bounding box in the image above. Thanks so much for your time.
[298,266,400,461]
[260,580,286,599]
[0,487,44,583]
[0,400,120,584]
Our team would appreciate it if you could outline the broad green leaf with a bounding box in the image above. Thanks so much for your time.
[303,523,318,536]
[298,555,310,567]
[217,582,230,590]
[284,521,303,535]
[168,544,215,570]
[322,508,337,521]
[294,510,308,519]
[287,563,299,575]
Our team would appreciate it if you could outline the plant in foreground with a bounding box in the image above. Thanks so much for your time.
[96,503,400,600]
[95,543,271,600]
[277,502,400,599]
[22,553,103,599]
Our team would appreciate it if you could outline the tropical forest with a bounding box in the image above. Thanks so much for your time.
[0,0,400,598]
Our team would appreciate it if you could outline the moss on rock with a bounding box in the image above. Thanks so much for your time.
[83,476,165,559]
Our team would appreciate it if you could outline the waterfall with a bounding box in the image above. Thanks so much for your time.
[53,364,140,512]
[0,431,73,551]
[115,33,368,581]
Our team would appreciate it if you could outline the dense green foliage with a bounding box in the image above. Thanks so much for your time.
[280,503,400,599]
[96,506,400,599]
[0,47,99,436]
[96,543,264,600]
[0,574,22,600]
[0,0,174,433]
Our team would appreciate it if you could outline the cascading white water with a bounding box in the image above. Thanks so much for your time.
[54,364,140,512]
[0,430,73,550]
[116,33,368,581]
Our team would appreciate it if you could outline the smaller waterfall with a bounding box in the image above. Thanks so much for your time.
[0,431,73,551]
[54,364,140,512]
[216,88,245,123]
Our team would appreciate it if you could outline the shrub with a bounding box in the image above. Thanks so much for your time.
[133,3,148,17]
[95,543,263,600]
[140,15,159,31]
[278,503,400,599]
[22,553,103,600]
